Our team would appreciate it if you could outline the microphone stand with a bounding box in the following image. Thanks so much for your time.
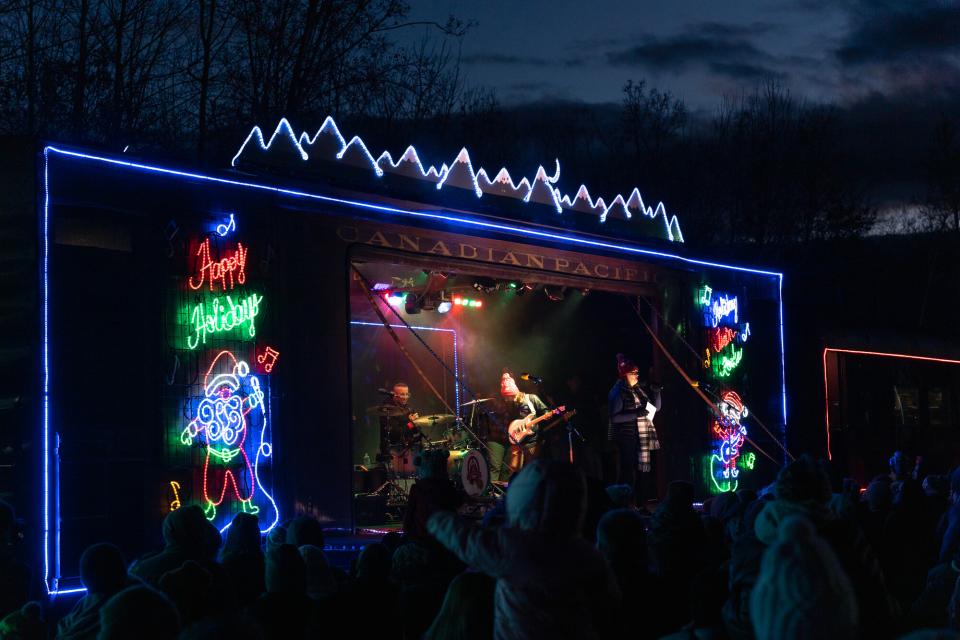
[565,419,586,465]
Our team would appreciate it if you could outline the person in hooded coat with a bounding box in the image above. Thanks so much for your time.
[56,543,130,640]
[97,586,180,640]
[427,460,620,640]
[130,505,221,587]
[751,455,899,638]
[219,513,264,608]
[750,515,858,640]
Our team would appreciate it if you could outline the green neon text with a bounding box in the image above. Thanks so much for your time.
[186,292,263,349]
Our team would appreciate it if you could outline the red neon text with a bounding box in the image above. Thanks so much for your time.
[188,238,248,292]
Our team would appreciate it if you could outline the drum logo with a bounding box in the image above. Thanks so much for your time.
[467,455,483,489]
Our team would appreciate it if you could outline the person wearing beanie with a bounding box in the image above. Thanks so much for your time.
[129,505,221,587]
[750,515,858,640]
[607,353,661,504]
[751,455,898,638]
[495,369,550,478]
[56,543,131,640]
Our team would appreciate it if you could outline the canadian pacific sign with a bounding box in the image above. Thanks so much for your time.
[336,220,658,285]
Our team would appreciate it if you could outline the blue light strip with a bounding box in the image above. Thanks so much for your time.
[349,321,461,412]
[45,147,775,276]
[41,146,788,595]
[42,149,51,594]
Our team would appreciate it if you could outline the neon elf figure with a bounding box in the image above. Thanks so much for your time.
[710,391,750,493]
[180,350,278,531]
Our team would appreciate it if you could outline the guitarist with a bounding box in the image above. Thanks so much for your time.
[608,354,661,504]
[497,370,549,478]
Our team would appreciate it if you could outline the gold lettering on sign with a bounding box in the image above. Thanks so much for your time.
[337,225,359,242]
[428,241,452,256]
[399,235,420,251]
[500,252,521,266]
[368,231,391,247]
[338,222,653,285]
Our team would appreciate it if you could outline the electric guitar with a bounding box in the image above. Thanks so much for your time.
[508,405,567,446]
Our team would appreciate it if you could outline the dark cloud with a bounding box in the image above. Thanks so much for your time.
[710,61,786,81]
[837,2,960,64]
[604,21,781,72]
[607,35,764,70]
[462,53,550,66]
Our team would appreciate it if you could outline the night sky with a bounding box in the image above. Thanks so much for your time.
[410,0,959,110]
[405,0,960,227]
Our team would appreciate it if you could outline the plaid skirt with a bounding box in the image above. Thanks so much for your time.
[637,417,660,472]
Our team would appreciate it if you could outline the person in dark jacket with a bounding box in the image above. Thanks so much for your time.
[129,505,221,587]
[56,543,130,640]
[910,532,960,630]
[751,456,899,638]
[218,513,264,608]
[427,460,620,640]
[608,353,661,503]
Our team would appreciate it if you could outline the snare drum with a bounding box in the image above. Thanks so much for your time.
[447,449,490,497]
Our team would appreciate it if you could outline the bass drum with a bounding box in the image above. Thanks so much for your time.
[447,449,490,498]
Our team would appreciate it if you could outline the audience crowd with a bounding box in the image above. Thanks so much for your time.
[3,451,960,639]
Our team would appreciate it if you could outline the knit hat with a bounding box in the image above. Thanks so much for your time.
[750,515,858,639]
[500,372,519,398]
[616,353,638,378]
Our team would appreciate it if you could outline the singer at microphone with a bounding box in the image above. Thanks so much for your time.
[520,373,543,384]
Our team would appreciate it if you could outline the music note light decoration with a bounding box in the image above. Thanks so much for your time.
[180,350,278,530]
[216,213,236,237]
[169,481,182,511]
[257,346,279,373]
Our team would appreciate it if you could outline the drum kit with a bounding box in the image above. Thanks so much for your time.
[362,398,495,511]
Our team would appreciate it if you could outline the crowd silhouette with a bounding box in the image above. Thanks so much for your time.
[3,452,960,639]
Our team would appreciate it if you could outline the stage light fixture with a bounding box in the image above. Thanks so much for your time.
[543,286,565,302]
[452,295,482,309]
[404,294,422,315]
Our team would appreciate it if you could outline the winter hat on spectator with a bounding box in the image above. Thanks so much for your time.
[80,543,128,596]
[750,515,857,640]
[774,455,831,504]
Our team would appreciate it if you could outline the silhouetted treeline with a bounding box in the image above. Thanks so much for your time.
[15,0,960,245]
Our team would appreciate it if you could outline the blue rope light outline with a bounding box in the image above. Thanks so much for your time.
[41,145,787,595]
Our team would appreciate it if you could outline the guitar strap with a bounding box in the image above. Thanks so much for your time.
[523,395,536,418]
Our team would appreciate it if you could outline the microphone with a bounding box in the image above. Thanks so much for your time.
[520,373,543,384]
[377,388,394,395]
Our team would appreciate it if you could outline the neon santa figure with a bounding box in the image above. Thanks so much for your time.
[181,350,267,522]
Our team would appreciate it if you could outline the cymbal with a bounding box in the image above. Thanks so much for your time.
[365,405,408,417]
[412,413,457,428]
[460,398,491,406]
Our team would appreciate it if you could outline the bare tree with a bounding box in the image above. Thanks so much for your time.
[922,115,960,234]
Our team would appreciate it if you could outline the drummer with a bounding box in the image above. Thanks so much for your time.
[378,382,420,459]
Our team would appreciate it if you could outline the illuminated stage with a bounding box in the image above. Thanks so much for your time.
[32,117,787,596]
